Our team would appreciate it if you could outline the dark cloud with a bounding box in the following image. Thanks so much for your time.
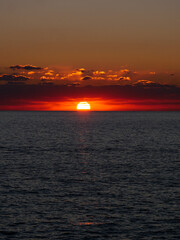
[6,82,26,85]
[0,74,29,82]
[40,82,54,86]
[10,65,43,70]
[66,83,80,87]
[0,83,179,105]
[40,79,54,85]
[82,76,92,81]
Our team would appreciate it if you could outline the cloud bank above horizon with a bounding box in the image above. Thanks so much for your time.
[0,64,179,111]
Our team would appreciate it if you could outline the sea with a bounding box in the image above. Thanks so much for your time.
[0,111,179,240]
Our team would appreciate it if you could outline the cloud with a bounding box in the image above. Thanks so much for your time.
[134,80,164,87]
[1,65,179,87]
[119,69,132,76]
[0,83,179,103]
[135,80,155,85]
[40,81,54,86]
[27,71,35,75]
[67,69,84,78]
[6,81,26,85]
[119,77,131,81]
[10,65,43,70]
[93,71,106,75]
[82,76,92,81]
[1,83,180,111]
[0,74,29,82]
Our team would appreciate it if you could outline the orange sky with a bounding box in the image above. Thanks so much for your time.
[0,1,179,111]
[0,0,180,72]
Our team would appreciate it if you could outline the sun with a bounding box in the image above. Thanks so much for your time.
[77,102,91,110]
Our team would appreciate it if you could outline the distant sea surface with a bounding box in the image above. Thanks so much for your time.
[0,111,179,240]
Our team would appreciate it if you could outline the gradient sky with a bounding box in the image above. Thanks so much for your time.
[0,0,179,110]
[1,0,180,71]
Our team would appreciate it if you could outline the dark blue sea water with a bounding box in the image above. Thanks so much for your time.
[0,111,179,240]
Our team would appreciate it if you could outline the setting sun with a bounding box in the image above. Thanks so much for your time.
[77,102,91,110]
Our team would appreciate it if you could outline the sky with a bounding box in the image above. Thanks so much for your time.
[0,0,179,110]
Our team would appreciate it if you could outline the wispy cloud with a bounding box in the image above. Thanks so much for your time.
[10,65,43,70]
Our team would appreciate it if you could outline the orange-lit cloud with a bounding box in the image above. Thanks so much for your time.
[27,71,35,75]
[4,65,179,86]
[135,80,155,85]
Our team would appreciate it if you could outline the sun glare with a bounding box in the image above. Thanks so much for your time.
[77,102,91,110]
